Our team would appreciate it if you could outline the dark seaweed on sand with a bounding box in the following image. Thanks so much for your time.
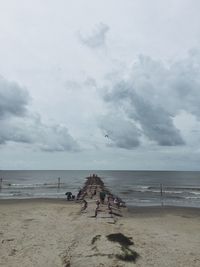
[106,233,134,247]
[116,247,139,262]
[91,235,101,245]
[106,233,139,262]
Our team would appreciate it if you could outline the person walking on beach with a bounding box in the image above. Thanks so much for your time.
[108,201,113,217]
[95,199,100,217]
[81,199,88,211]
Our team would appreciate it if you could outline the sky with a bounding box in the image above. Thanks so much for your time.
[1,0,200,170]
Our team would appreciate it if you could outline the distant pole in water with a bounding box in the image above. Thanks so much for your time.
[160,183,163,206]
[58,177,61,189]
[0,178,2,190]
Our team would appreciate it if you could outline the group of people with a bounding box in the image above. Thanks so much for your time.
[65,188,85,201]
[94,192,125,218]
[66,178,125,218]
[64,173,126,220]
[66,189,125,212]
[65,191,75,201]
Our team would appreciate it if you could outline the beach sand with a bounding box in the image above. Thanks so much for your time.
[0,199,200,267]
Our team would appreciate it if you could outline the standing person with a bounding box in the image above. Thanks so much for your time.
[76,189,82,200]
[108,202,113,216]
[65,192,72,201]
[114,197,120,209]
[96,199,100,209]
[94,199,100,218]
[107,194,112,203]
[100,191,106,204]
[81,199,88,211]
[93,187,97,196]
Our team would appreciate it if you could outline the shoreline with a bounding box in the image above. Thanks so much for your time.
[0,198,69,205]
[1,197,200,215]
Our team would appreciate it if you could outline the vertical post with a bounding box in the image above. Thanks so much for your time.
[58,177,61,189]
[0,178,2,190]
[160,183,163,206]
[160,183,163,197]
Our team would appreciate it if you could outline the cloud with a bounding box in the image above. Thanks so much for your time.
[130,53,200,118]
[0,76,29,118]
[99,112,141,149]
[30,117,80,152]
[79,23,109,48]
[104,83,184,146]
[0,119,32,145]
[0,76,79,152]
[65,77,96,92]
[0,115,80,152]
[100,50,200,148]
[132,95,184,146]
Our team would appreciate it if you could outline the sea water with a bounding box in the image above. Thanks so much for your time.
[0,170,200,208]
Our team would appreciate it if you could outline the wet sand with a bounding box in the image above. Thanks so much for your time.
[0,199,200,267]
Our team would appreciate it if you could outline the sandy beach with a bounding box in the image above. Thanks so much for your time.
[0,199,200,267]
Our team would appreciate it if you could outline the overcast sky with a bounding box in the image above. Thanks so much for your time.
[1,0,200,170]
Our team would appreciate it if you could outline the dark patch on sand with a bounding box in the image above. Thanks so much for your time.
[85,253,115,258]
[107,233,133,247]
[106,233,139,262]
[23,218,35,222]
[2,238,15,243]
[62,257,71,267]
[116,247,139,262]
[110,212,122,217]
[9,249,17,256]
[91,235,101,245]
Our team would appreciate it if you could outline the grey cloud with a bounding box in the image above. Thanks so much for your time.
[65,80,81,91]
[99,113,141,149]
[65,77,96,91]
[129,93,185,146]
[0,113,80,152]
[34,120,80,152]
[101,50,200,147]
[84,77,97,88]
[79,23,109,48]
[103,84,184,147]
[129,54,200,118]
[0,120,32,145]
[0,76,29,118]
[0,76,79,152]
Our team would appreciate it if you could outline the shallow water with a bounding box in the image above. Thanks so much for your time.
[0,170,200,207]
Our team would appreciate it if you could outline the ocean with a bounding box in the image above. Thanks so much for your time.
[0,170,200,208]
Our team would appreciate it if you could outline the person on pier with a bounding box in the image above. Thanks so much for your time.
[100,191,106,204]
[94,199,100,218]
[81,199,88,211]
